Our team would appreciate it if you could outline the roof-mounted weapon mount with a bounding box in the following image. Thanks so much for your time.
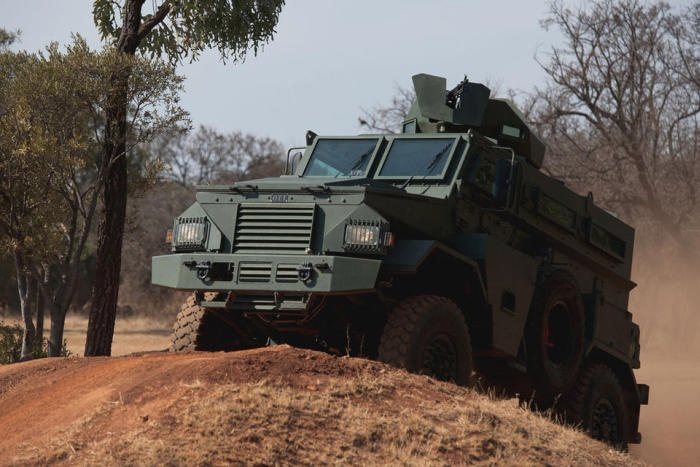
[403,73,545,169]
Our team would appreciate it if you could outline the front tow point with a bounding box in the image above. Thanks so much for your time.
[184,260,212,280]
[296,262,313,283]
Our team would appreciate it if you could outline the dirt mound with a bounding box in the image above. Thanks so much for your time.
[0,346,636,466]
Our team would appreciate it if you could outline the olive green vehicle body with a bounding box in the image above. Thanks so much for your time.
[152,74,648,442]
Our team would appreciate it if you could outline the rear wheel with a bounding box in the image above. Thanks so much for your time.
[378,295,472,386]
[526,272,585,402]
[171,293,264,352]
[567,364,629,450]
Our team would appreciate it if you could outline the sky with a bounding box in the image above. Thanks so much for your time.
[4,1,576,147]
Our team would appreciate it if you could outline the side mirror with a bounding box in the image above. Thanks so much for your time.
[285,147,306,175]
[289,151,303,175]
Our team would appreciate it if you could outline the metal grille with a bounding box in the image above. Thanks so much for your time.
[233,203,315,255]
[276,264,300,283]
[238,262,272,282]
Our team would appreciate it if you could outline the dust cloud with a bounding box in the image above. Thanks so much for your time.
[627,246,700,466]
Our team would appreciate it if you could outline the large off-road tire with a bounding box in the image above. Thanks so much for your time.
[171,294,261,352]
[378,295,473,386]
[526,271,585,401]
[567,364,630,450]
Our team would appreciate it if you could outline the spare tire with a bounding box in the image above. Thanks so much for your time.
[526,271,585,402]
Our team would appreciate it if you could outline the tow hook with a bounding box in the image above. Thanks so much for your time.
[296,262,313,283]
[184,260,212,280]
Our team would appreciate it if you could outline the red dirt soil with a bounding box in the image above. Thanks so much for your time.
[0,346,341,461]
[0,346,639,466]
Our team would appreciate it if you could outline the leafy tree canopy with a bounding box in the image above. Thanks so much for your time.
[0,36,188,356]
[92,0,285,62]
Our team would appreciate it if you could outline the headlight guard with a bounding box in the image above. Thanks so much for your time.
[173,217,209,251]
[343,220,392,253]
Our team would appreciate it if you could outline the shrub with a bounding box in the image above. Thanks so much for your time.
[0,321,70,364]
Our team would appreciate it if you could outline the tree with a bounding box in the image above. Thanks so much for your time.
[151,125,285,186]
[87,0,286,356]
[358,85,415,134]
[531,0,700,260]
[0,37,186,358]
[0,29,19,49]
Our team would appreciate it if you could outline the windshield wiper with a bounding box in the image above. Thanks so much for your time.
[340,147,374,177]
[424,141,453,174]
[399,141,453,190]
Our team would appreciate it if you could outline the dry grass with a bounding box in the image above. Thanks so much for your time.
[1,314,173,357]
[62,314,172,356]
[20,360,637,466]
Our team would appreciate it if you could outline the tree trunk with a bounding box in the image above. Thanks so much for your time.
[84,0,144,357]
[84,127,128,355]
[84,66,130,357]
[35,276,44,353]
[48,306,66,357]
[14,250,35,360]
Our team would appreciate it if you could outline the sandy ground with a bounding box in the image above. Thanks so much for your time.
[61,315,172,357]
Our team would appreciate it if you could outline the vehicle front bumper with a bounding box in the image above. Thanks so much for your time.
[151,253,382,293]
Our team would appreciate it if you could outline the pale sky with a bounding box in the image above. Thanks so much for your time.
[2,1,585,147]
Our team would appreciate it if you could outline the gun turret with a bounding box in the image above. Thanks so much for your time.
[403,73,545,169]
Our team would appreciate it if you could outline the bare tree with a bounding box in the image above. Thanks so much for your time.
[150,125,285,186]
[120,182,194,316]
[358,85,415,134]
[532,0,700,259]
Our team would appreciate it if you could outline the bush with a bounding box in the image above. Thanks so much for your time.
[0,321,22,363]
[0,321,70,364]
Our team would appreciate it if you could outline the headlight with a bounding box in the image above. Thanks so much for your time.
[345,224,380,246]
[344,221,392,253]
[173,217,208,251]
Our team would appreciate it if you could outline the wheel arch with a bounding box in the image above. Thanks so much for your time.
[382,240,490,348]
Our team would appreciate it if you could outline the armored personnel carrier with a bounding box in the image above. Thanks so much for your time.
[152,73,648,447]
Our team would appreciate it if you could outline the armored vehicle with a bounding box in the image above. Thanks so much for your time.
[152,73,648,448]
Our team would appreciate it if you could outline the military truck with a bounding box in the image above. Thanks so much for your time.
[152,73,648,448]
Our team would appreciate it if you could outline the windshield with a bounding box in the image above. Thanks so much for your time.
[378,138,456,178]
[303,138,379,177]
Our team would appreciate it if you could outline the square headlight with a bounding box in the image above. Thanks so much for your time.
[344,224,381,247]
[343,221,391,253]
[173,217,208,251]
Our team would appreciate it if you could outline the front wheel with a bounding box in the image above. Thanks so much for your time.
[567,364,630,450]
[378,295,473,386]
[171,293,264,352]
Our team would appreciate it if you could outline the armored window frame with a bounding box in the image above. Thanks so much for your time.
[374,135,459,182]
[301,137,382,178]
